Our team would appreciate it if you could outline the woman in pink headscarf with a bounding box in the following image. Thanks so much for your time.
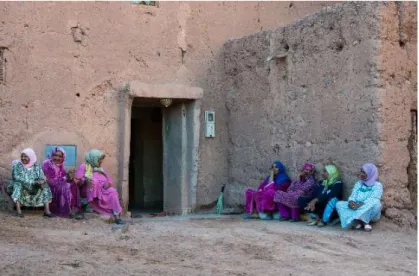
[7,148,53,218]
[336,163,383,232]
[273,163,316,222]
[42,147,79,218]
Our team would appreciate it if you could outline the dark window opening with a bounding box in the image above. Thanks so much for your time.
[131,1,159,7]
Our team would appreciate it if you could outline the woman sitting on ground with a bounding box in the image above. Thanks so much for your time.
[244,161,291,220]
[42,147,74,218]
[75,149,125,225]
[273,163,316,222]
[336,163,383,232]
[297,164,343,227]
[8,148,54,218]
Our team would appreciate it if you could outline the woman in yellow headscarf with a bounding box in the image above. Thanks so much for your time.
[297,164,343,227]
[74,149,125,224]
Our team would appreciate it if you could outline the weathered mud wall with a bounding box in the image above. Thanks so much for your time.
[0,1,334,208]
[220,2,417,226]
[378,1,417,226]
[222,2,381,203]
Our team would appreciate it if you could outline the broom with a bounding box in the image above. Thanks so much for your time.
[215,185,225,215]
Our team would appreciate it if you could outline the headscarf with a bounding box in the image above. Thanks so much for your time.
[84,149,105,179]
[322,164,340,189]
[15,148,37,168]
[303,163,316,173]
[43,146,66,177]
[264,161,290,187]
[361,163,378,187]
[299,163,316,182]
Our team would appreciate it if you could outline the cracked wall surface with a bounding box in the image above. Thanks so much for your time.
[0,1,334,208]
[218,2,417,226]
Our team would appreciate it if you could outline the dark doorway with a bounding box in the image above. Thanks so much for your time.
[129,98,163,213]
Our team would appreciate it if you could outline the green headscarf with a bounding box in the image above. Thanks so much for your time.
[84,149,105,179]
[322,165,340,189]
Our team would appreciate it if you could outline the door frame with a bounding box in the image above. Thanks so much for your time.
[118,81,203,214]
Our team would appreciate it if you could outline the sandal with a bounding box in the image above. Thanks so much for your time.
[258,212,272,220]
[115,218,126,225]
[243,214,256,220]
[354,223,362,230]
[364,224,372,232]
[330,218,340,226]
[307,220,318,226]
[16,213,24,218]
[279,217,289,221]
[43,213,55,218]
[317,220,326,228]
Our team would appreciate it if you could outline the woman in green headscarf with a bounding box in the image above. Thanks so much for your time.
[75,149,125,224]
[297,164,343,227]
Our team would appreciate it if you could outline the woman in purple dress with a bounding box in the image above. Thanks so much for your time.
[42,147,73,218]
[274,163,316,222]
[244,161,291,220]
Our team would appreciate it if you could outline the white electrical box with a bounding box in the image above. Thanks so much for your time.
[205,111,215,138]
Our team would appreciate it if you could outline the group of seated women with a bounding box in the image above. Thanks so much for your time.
[245,161,383,232]
[6,147,125,225]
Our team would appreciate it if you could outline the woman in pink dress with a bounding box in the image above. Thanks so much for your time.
[75,149,125,224]
[66,167,83,219]
[42,147,73,217]
[244,161,291,220]
[274,163,316,222]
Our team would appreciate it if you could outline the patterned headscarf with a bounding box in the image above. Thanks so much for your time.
[322,164,340,189]
[19,148,37,168]
[362,163,379,187]
[84,149,105,179]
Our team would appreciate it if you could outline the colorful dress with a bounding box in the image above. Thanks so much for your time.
[8,161,52,207]
[42,147,72,217]
[336,181,383,228]
[75,149,122,216]
[274,163,316,221]
[245,161,291,213]
[297,165,343,223]
[335,163,383,228]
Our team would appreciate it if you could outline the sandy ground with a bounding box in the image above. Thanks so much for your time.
[0,211,416,276]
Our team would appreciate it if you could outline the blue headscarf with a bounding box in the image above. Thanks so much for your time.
[263,161,290,187]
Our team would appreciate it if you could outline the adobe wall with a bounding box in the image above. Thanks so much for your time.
[0,1,334,207]
[377,2,417,226]
[219,2,417,226]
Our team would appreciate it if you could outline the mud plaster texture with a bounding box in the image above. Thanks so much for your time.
[218,2,417,227]
[0,2,334,208]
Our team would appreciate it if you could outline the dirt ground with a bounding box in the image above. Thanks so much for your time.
[0,211,416,276]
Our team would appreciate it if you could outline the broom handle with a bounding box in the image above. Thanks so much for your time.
[221,185,225,193]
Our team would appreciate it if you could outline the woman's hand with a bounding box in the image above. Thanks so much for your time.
[348,200,356,209]
[103,183,111,189]
[269,169,274,182]
[305,198,318,212]
[355,201,364,209]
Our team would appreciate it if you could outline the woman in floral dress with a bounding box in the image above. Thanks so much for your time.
[8,148,54,218]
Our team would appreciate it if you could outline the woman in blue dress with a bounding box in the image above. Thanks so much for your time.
[336,163,383,232]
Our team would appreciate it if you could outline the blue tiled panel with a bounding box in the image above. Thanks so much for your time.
[45,145,77,167]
